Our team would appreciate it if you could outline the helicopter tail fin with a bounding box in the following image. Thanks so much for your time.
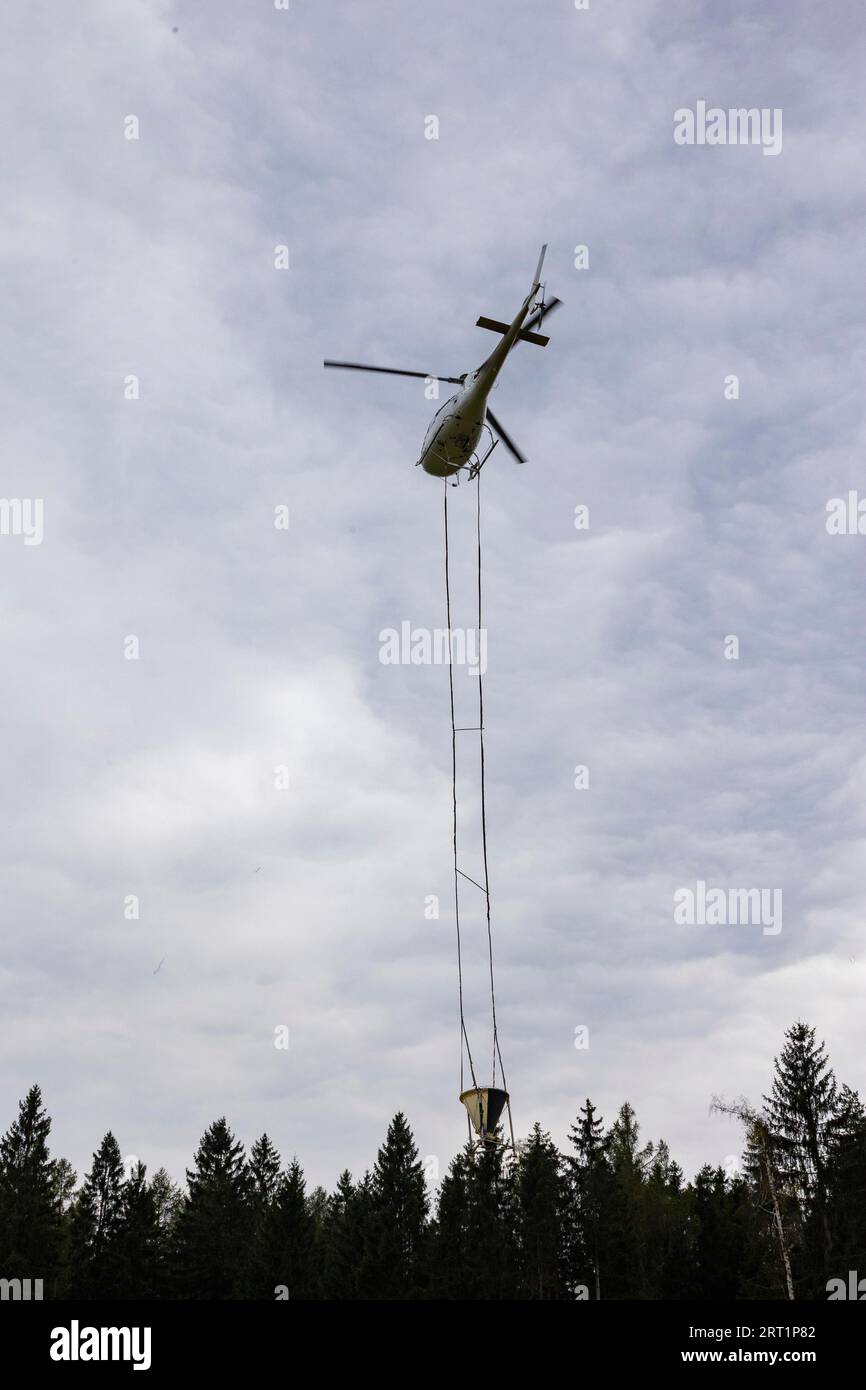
[531,243,548,292]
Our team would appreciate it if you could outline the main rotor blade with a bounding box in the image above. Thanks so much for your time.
[523,296,562,334]
[486,408,526,464]
[324,360,463,384]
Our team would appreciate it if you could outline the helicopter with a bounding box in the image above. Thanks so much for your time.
[324,245,561,480]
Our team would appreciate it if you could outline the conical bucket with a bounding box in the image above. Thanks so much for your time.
[460,1087,509,1144]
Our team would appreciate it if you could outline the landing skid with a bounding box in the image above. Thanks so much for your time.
[467,425,499,481]
[450,426,499,486]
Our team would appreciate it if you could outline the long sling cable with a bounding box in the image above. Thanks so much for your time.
[444,481,478,1101]
[475,473,508,1098]
[444,472,513,1151]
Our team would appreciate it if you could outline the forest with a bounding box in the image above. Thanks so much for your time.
[1,1021,863,1300]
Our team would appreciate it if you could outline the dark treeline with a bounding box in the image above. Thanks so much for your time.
[1,1021,863,1300]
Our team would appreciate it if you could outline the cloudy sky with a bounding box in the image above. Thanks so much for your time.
[2,0,865,1192]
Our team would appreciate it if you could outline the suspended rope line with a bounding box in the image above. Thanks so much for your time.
[443,472,510,1128]
[444,482,478,1096]
[475,473,507,1097]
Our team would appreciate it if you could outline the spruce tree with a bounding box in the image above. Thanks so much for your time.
[367,1113,428,1298]
[50,1157,77,1216]
[148,1167,184,1297]
[259,1158,316,1299]
[249,1133,282,1209]
[175,1118,251,1299]
[246,1133,283,1296]
[515,1123,568,1300]
[466,1139,518,1298]
[112,1162,161,1298]
[68,1131,127,1297]
[824,1085,866,1281]
[764,1021,839,1286]
[351,1171,378,1298]
[764,1022,836,1203]
[150,1167,184,1230]
[50,1155,78,1296]
[431,1146,472,1298]
[433,1140,517,1299]
[0,1084,63,1294]
[320,1170,364,1299]
[603,1102,652,1298]
[690,1165,762,1300]
[567,1098,608,1298]
[306,1184,329,1293]
[644,1140,692,1299]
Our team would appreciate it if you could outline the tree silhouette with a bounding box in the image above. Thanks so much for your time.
[68,1131,127,1298]
[2,1022,863,1300]
[174,1118,251,1299]
[0,1084,62,1294]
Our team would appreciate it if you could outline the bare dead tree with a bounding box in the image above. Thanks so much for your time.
[712,1094,795,1301]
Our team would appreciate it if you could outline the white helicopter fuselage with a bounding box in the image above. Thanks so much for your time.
[418,380,488,478]
[418,281,538,478]
[324,245,555,476]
